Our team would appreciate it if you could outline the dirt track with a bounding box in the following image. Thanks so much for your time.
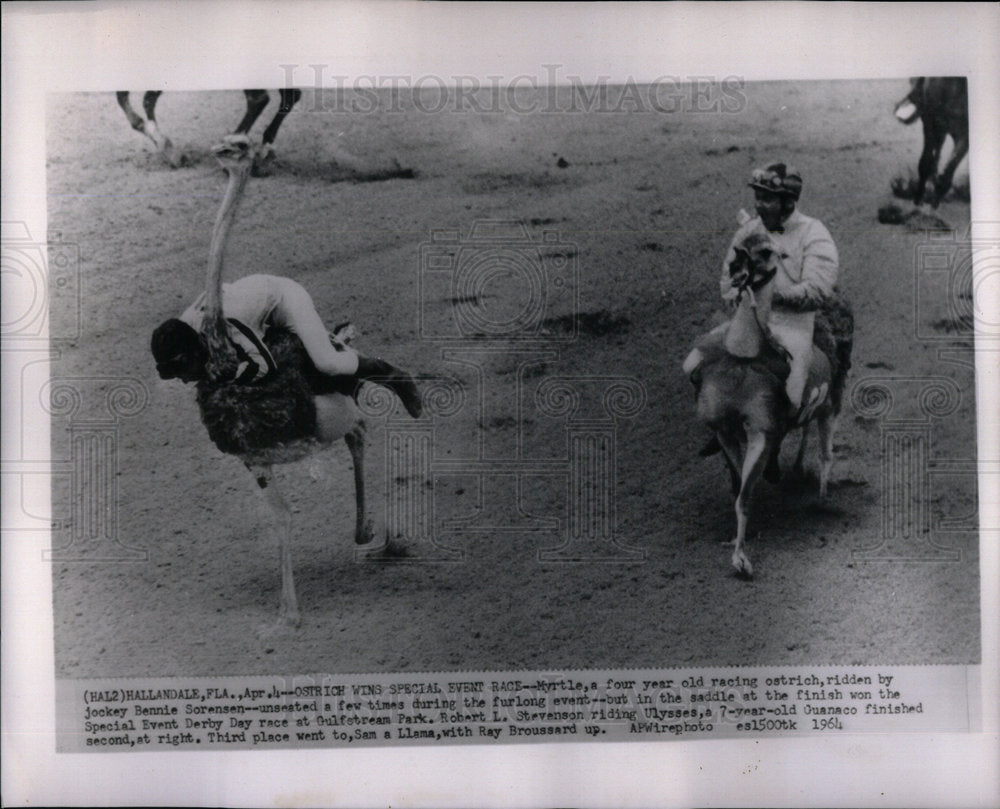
[47,81,979,678]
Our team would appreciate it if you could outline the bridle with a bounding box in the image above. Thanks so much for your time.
[726,245,779,331]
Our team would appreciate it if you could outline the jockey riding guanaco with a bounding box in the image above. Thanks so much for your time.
[686,162,840,461]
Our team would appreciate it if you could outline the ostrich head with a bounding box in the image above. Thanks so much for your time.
[211,133,257,172]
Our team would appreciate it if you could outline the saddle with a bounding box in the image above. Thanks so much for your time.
[687,293,853,413]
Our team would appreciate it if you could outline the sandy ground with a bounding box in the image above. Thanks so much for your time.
[46,81,979,678]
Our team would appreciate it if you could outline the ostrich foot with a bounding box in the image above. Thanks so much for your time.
[724,541,754,579]
[355,518,375,545]
[731,551,754,579]
[255,610,301,639]
[252,145,276,177]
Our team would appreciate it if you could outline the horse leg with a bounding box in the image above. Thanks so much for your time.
[262,88,302,146]
[731,431,772,578]
[817,412,837,498]
[933,133,969,206]
[235,90,270,135]
[344,424,374,544]
[116,91,147,133]
[252,89,302,176]
[916,121,945,207]
[117,91,181,166]
[142,91,184,167]
[246,463,301,629]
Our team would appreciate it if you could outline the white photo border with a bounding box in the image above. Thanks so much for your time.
[2,2,998,807]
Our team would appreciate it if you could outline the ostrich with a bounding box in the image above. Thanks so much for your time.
[188,134,380,629]
[685,233,853,577]
[116,89,302,175]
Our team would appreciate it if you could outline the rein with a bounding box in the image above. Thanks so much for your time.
[731,262,776,334]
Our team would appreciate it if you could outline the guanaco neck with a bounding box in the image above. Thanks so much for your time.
[723,273,775,358]
[202,162,251,382]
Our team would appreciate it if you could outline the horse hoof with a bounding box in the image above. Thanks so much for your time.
[252,147,276,177]
[161,139,186,169]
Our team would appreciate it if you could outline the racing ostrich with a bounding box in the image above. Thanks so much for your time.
[194,134,372,629]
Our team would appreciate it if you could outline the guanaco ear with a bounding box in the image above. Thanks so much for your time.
[729,247,749,275]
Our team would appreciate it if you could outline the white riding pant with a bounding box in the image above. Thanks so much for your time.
[275,280,360,376]
[768,309,814,410]
[683,310,814,411]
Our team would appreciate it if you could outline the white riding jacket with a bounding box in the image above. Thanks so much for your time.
[181,274,359,383]
[720,209,839,319]
[719,209,839,407]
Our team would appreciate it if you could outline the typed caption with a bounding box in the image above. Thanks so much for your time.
[58,665,978,752]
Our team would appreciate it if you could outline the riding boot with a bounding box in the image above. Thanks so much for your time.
[355,356,422,418]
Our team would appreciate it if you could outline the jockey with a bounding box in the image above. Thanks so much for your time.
[151,273,422,418]
[720,162,840,417]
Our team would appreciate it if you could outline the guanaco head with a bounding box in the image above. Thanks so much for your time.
[728,233,778,300]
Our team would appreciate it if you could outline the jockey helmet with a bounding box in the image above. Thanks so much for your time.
[151,318,204,380]
[748,163,802,200]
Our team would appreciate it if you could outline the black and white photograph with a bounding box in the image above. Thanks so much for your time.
[45,79,982,673]
[3,2,998,807]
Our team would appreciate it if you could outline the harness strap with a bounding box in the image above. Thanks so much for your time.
[226,317,277,384]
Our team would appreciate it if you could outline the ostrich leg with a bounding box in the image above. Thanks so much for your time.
[247,463,301,629]
[344,425,374,544]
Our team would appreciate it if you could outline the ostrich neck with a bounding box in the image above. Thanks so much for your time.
[205,167,250,319]
[202,165,250,380]
[724,279,775,358]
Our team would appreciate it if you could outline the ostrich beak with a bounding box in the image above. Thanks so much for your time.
[211,134,255,162]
